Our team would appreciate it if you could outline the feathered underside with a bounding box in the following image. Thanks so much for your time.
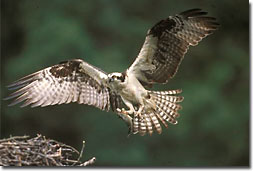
[4,59,122,111]
[128,8,219,86]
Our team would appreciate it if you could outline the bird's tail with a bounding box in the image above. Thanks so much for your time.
[132,89,183,136]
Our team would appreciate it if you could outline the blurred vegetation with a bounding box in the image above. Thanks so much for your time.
[1,0,249,167]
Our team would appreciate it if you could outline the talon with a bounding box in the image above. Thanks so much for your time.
[135,111,144,121]
[116,108,121,113]
[116,108,127,114]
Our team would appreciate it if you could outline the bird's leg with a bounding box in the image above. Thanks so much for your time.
[116,100,136,115]
[137,105,144,114]
[135,105,145,121]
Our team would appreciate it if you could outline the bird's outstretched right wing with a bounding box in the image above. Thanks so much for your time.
[5,59,122,111]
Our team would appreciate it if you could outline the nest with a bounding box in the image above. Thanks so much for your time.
[0,134,96,166]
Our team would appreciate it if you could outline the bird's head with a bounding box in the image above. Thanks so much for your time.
[108,72,126,85]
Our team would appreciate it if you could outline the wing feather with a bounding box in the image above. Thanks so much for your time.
[5,59,122,111]
[128,9,219,85]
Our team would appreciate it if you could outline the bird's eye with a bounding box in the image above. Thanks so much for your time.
[117,76,125,82]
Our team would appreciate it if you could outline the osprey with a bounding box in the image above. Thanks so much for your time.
[5,9,219,136]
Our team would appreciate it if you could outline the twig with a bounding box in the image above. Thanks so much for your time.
[0,135,30,143]
[79,157,96,166]
[0,135,96,166]
[71,140,85,166]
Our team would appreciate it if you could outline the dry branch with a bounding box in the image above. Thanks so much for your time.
[0,134,96,166]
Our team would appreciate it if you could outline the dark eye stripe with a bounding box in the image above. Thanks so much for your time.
[118,76,125,82]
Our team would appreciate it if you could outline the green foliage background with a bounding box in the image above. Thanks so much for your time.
[1,0,249,167]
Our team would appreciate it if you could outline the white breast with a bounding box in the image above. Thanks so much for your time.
[120,72,148,104]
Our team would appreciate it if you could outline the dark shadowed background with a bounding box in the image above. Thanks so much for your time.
[1,0,249,167]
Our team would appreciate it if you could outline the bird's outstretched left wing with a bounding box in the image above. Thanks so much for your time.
[5,59,122,111]
[127,9,219,86]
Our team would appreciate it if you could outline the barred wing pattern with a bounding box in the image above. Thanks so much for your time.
[5,59,121,111]
[128,9,219,85]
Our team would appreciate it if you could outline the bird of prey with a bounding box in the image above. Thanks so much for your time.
[5,9,219,136]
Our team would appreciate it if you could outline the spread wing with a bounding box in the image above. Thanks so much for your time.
[5,59,122,111]
[127,9,219,85]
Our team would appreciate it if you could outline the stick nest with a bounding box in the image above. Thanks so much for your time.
[0,134,95,166]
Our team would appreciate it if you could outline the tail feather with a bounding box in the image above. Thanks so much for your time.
[139,117,147,136]
[154,111,168,128]
[156,105,178,125]
[149,112,162,134]
[145,113,153,135]
[133,112,162,136]
[159,103,180,118]
[133,116,139,134]
[132,89,183,136]
[155,94,184,103]
[135,113,153,136]
[153,96,182,111]
[151,89,182,95]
